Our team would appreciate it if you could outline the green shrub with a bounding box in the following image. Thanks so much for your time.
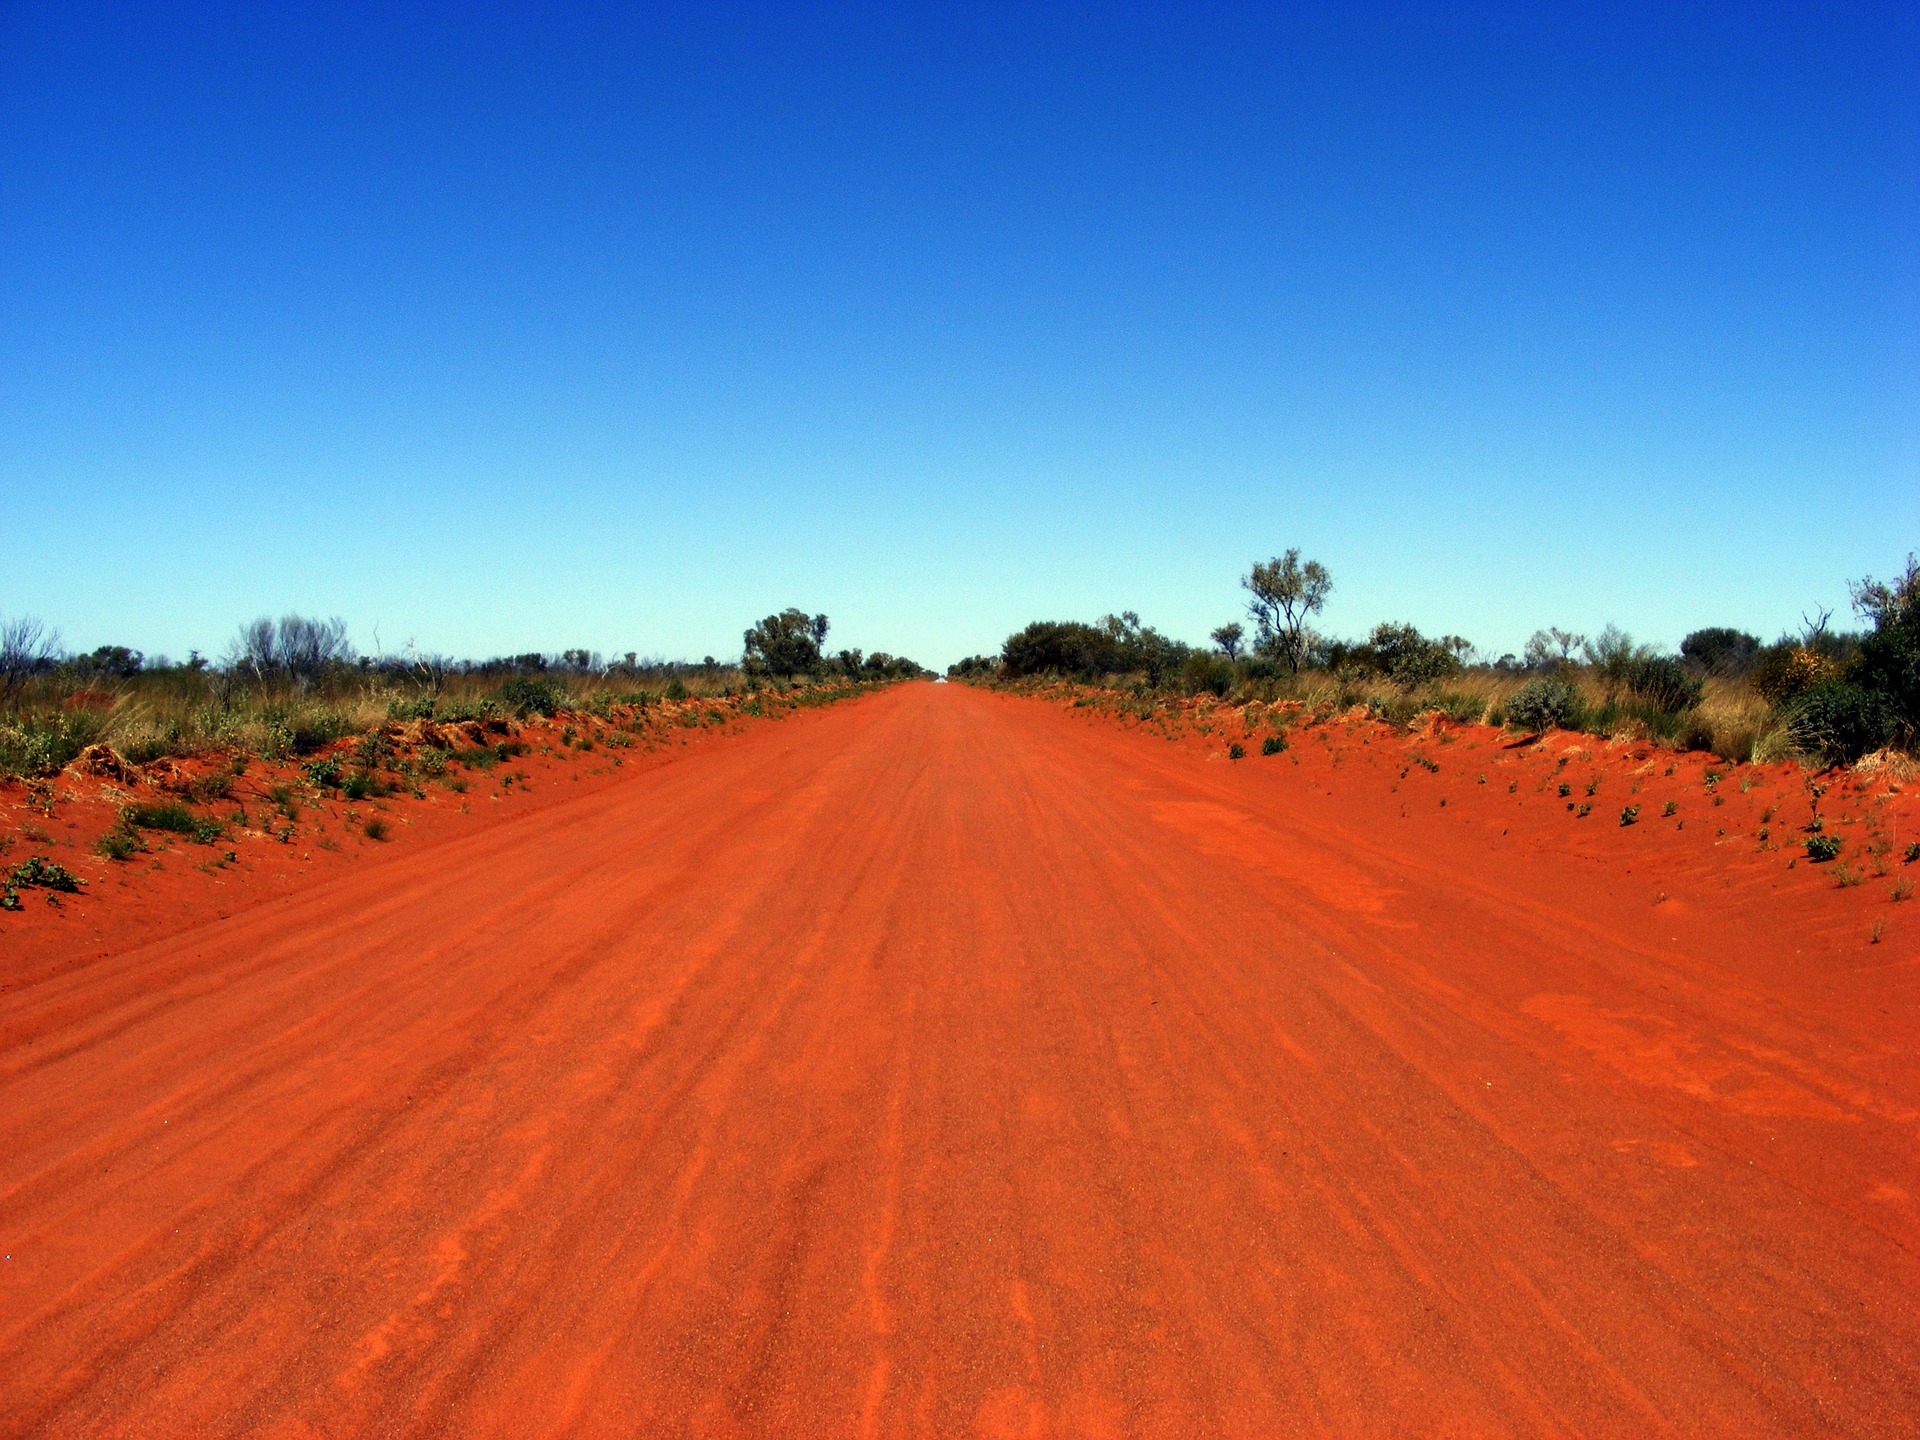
[1183,653,1235,698]
[124,802,196,833]
[1367,622,1466,687]
[1425,692,1484,725]
[1785,680,1894,765]
[499,676,566,717]
[304,756,343,788]
[1851,556,1920,742]
[1227,741,1246,760]
[1751,645,1835,703]
[1620,805,1640,826]
[1506,678,1580,734]
[1618,655,1703,712]
[1261,733,1286,756]
[96,826,143,861]
[341,771,392,801]
[9,855,82,892]
[0,711,104,778]
[1806,834,1841,862]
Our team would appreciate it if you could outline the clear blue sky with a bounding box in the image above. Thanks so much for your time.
[3,3,1914,668]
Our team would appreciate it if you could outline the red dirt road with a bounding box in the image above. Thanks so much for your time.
[3,682,1916,1437]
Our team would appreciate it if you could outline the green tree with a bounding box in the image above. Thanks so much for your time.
[744,609,827,677]
[1243,551,1332,674]
[1210,623,1244,661]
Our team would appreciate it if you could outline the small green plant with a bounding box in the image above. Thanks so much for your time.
[341,771,391,801]
[124,802,197,833]
[96,825,142,861]
[1575,803,1592,818]
[1805,835,1842,862]
[1585,776,1600,796]
[1557,782,1571,798]
[304,756,342,788]
[1620,806,1640,826]
[1662,801,1677,817]
[3,857,81,909]
[1261,734,1286,756]
[1906,842,1920,864]
[1227,742,1246,760]
[8,855,83,893]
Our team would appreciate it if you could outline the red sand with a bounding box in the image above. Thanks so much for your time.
[2,681,1916,1436]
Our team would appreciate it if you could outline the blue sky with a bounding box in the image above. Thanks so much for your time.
[2,2,1914,668]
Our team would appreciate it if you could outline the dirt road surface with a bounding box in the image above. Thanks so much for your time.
[3,682,1915,1436]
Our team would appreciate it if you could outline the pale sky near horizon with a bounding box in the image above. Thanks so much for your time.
[2,2,1915,668]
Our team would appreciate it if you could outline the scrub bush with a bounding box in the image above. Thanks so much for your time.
[1785,680,1894,766]
[1505,678,1580,734]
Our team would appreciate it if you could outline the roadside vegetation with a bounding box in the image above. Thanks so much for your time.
[0,609,927,784]
[950,552,1920,772]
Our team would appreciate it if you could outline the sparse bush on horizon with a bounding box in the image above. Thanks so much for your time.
[951,550,1920,771]
[0,609,927,782]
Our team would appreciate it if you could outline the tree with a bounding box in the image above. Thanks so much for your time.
[1850,553,1920,741]
[744,608,827,676]
[78,644,143,678]
[0,615,61,697]
[1523,627,1585,669]
[1680,627,1761,676]
[1210,623,1244,661]
[1243,551,1331,674]
[228,614,353,684]
[1367,622,1466,687]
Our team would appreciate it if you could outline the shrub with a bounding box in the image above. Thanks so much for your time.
[498,675,567,717]
[1261,733,1287,756]
[1806,834,1841,862]
[3,855,82,916]
[96,826,142,860]
[1506,677,1580,734]
[1681,628,1761,676]
[9,855,82,892]
[364,817,390,841]
[1425,692,1484,725]
[304,756,343,788]
[1620,806,1640,826]
[1183,653,1235,698]
[1851,555,1920,742]
[341,771,392,801]
[1751,646,1836,703]
[1784,680,1894,766]
[1618,655,1703,713]
[1227,742,1246,760]
[1366,622,1466,687]
[0,711,105,778]
[124,802,196,833]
